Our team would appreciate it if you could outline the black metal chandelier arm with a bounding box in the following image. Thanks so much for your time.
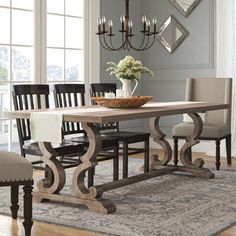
[98,35,113,50]
[128,34,156,51]
[109,35,128,51]
[102,34,116,50]
[100,34,120,51]
[125,40,131,51]
[99,34,127,51]
[128,33,147,51]
[122,33,128,50]
[142,34,152,50]
[141,34,157,51]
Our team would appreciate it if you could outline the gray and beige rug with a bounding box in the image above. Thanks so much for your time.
[1,158,236,236]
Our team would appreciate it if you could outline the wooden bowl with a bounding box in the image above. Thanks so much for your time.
[92,96,153,109]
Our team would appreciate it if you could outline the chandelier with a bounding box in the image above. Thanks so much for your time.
[96,0,160,51]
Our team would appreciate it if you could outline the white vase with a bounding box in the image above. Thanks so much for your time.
[120,79,138,98]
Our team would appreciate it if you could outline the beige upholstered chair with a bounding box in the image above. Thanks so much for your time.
[0,151,33,236]
[172,78,232,170]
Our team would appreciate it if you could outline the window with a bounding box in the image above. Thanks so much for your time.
[0,0,34,152]
[0,0,87,152]
[46,0,84,84]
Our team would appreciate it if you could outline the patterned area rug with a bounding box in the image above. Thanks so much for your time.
[1,158,236,236]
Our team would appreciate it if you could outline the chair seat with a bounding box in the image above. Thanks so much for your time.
[71,135,118,149]
[24,141,85,157]
[0,151,33,182]
[103,131,150,143]
[173,122,230,138]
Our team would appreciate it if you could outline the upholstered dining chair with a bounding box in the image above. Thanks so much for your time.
[0,151,33,236]
[53,83,119,187]
[12,84,85,171]
[172,78,232,170]
[90,83,150,178]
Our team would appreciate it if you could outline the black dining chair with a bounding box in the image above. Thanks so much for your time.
[90,83,150,178]
[53,83,119,187]
[12,84,85,172]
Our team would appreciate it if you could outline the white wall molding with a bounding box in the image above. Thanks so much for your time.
[84,0,100,103]
[144,1,215,70]
[216,0,234,76]
[34,0,47,84]
[88,0,100,84]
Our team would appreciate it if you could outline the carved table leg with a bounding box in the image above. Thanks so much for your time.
[178,113,214,179]
[34,142,66,203]
[149,117,172,170]
[72,122,116,213]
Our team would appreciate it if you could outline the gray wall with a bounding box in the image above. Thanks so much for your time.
[99,0,216,135]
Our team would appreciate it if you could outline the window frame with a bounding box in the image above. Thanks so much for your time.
[35,0,100,102]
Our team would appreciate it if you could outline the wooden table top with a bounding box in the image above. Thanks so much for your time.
[3,101,229,123]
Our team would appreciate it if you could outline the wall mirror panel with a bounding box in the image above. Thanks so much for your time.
[157,16,189,53]
[169,0,202,17]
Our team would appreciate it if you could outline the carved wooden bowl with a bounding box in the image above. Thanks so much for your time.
[92,96,153,109]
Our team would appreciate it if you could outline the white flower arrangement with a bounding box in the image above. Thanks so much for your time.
[106,55,154,81]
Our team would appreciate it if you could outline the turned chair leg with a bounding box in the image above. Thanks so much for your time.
[226,134,232,165]
[123,142,129,179]
[173,138,178,166]
[23,185,33,236]
[10,185,19,219]
[113,144,119,181]
[215,140,221,170]
[144,138,149,172]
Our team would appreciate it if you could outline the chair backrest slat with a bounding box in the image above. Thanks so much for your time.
[29,94,34,109]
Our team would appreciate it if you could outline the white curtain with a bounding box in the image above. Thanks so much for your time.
[207,0,236,157]
[230,1,236,157]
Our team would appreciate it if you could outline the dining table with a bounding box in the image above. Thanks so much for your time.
[3,101,229,214]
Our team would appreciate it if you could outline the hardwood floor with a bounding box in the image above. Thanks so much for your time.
[0,215,103,236]
[0,150,236,236]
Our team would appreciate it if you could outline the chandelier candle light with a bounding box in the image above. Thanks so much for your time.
[96,0,160,51]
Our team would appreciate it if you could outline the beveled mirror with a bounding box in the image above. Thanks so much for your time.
[157,16,189,53]
[169,0,202,17]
